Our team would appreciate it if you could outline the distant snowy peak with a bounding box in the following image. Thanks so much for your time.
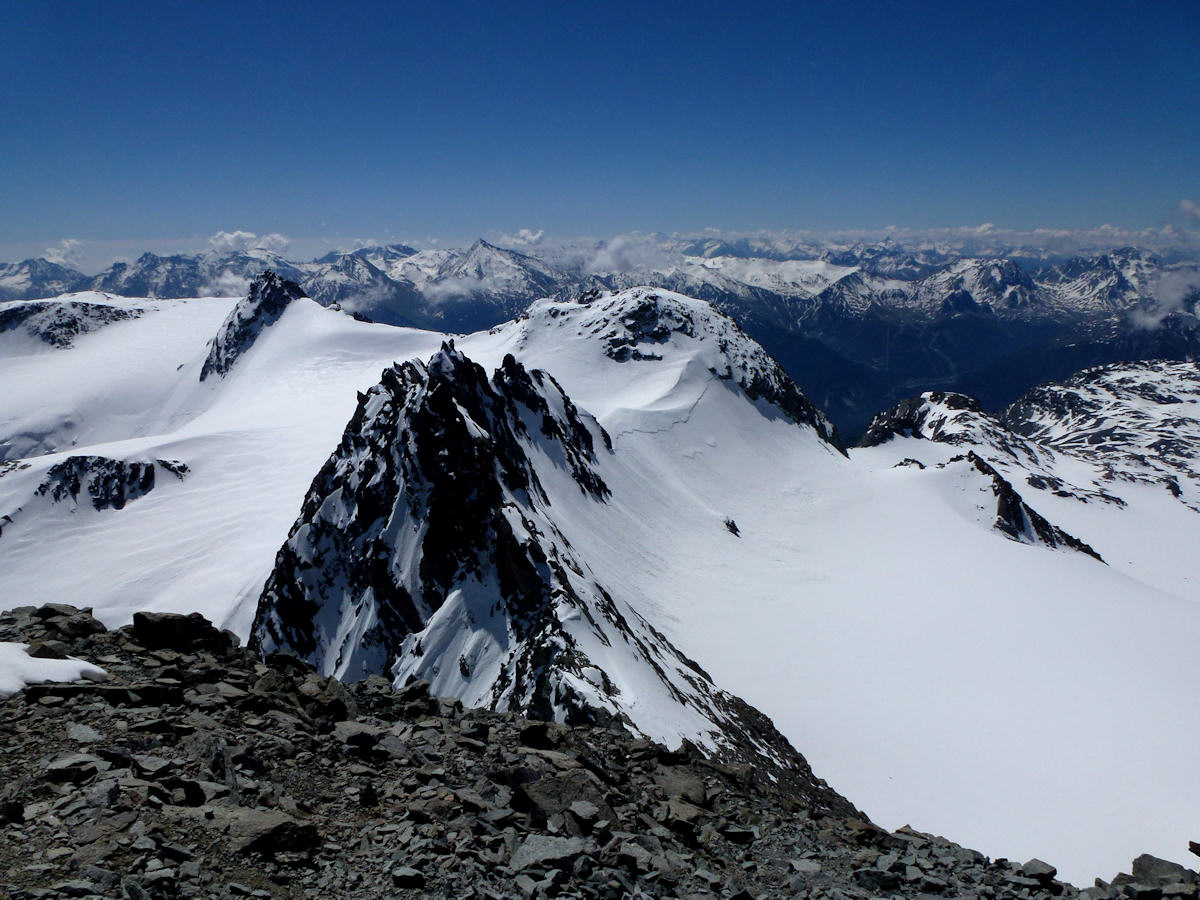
[1036,247,1169,314]
[442,239,561,289]
[421,240,565,322]
[524,287,845,451]
[918,258,1040,315]
[199,271,306,381]
[0,297,141,349]
[0,259,89,301]
[250,344,839,788]
[92,251,306,299]
[298,253,426,327]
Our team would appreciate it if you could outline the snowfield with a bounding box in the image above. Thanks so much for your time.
[0,287,1197,884]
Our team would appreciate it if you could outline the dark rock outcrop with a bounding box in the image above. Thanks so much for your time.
[957,452,1105,561]
[858,391,985,447]
[0,300,141,349]
[34,456,188,511]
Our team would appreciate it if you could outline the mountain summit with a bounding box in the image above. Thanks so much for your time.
[200,271,307,381]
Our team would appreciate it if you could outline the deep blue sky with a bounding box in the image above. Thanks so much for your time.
[2,0,1197,249]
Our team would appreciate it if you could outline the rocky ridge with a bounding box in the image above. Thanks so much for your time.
[0,457,189,539]
[858,393,1108,556]
[1001,360,1200,511]
[859,362,1200,515]
[200,273,307,381]
[6,604,1197,899]
[0,300,141,349]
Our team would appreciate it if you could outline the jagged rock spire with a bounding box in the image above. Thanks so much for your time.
[200,271,306,381]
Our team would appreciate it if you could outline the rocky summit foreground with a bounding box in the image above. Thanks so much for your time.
[1,604,1197,900]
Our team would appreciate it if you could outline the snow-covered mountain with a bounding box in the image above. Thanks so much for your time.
[0,258,90,301]
[89,250,308,298]
[0,274,1197,883]
[297,252,428,327]
[249,342,833,786]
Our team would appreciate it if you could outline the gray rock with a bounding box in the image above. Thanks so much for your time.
[132,754,172,778]
[391,865,425,888]
[44,753,107,784]
[1022,857,1059,883]
[25,640,71,659]
[653,766,706,805]
[854,867,901,891]
[332,720,385,749]
[509,835,586,871]
[1162,885,1200,898]
[617,840,654,872]
[517,770,617,825]
[1132,854,1196,887]
[168,806,321,855]
[84,779,120,809]
[130,611,236,653]
[567,800,599,822]
[67,723,102,743]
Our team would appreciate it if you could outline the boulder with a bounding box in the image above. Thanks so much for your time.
[515,769,617,826]
[652,766,706,805]
[332,720,385,750]
[390,866,425,888]
[1132,854,1197,887]
[1022,858,1059,884]
[509,835,586,872]
[169,806,321,855]
[130,612,237,654]
[25,640,71,659]
[45,753,107,784]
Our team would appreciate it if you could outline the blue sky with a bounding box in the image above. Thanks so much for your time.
[2,0,1197,256]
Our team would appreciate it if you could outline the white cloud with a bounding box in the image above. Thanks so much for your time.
[1131,271,1200,329]
[258,232,290,254]
[199,270,251,298]
[584,234,682,274]
[494,228,546,247]
[43,238,83,268]
[207,230,290,255]
[1180,198,1200,224]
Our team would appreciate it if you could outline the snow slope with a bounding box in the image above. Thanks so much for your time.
[0,284,1197,883]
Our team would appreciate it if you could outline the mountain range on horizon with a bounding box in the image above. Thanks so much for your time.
[3,235,1199,439]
